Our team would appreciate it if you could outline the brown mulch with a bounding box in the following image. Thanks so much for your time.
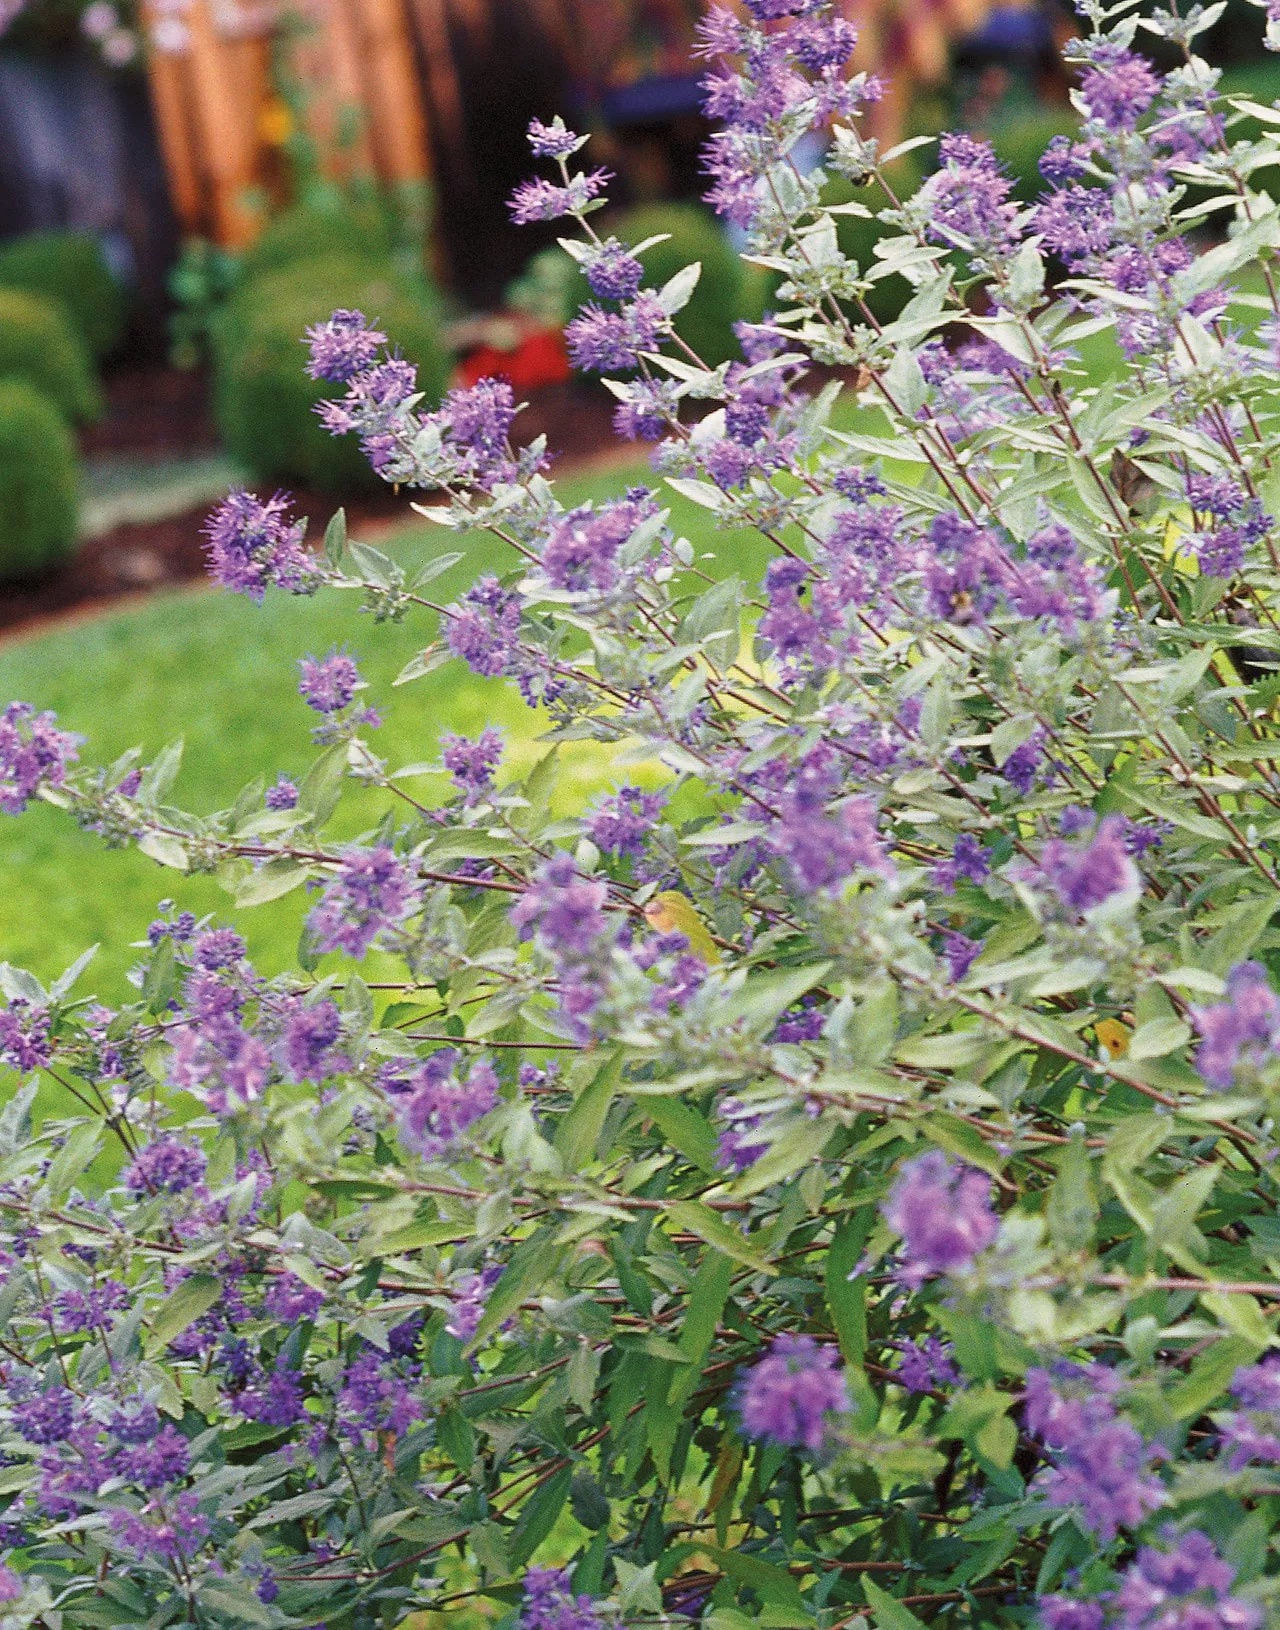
[0,370,625,642]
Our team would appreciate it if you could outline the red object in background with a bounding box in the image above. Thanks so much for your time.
[455,325,572,393]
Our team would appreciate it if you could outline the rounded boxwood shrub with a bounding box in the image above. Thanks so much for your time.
[612,202,749,366]
[237,202,395,284]
[0,230,127,360]
[0,288,103,426]
[0,376,79,582]
[213,253,449,490]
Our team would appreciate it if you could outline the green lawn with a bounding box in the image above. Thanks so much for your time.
[0,460,766,1002]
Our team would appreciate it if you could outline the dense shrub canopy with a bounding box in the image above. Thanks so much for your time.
[15,4,1280,1630]
[0,230,127,361]
[0,287,103,427]
[0,377,79,583]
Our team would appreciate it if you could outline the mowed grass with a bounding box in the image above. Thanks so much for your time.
[0,459,770,1002]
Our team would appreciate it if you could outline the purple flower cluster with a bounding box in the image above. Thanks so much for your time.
[588,785,666,858]
[109,1492,210,1562]
[922,133,1018,259]
[1217,1355,1280,1468]
[1186,475,1272,580]
[772,788,894,894]
[736,1334,850,1451]
[445,1262,504,1343]
[441,726,504,802]
[338,1350,421,1442]
[509,853,613,1037]
[281,997,344,1082]
[565,294,667,375]
[308,846,420,959]
[715,1099,771,1172]
[882,1150,999,1284]
[1041,815,1139,914]
[0,702,81,816]
[446,576,523,677]
[202,489,319,601]
[396,1049,499,1159]
[893,1336,959,1394]
[1024,1365,1165,1542]
[509,168,611,227]
[1112,1530,1260,1630]
[123,1136,207,1195]
[298,650,361,714]
[541,497,655,594]
[265,774,298,810]
[1191,962,1280,1089]
[304,309,388,383]
[0,997,51,1074]
[519,1566,606,1630]
[931,833,991,893]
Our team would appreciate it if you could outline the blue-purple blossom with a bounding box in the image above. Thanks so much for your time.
[519,1566,607,1630]
[446,576,523,677]
[922,133,1018,256]
[1217,1355,1280,1468]
[1192,962,1280,1089]
[308,846,421,958]
[338,1350,421,1439]
[203,489,319,601]
[0,998,51,1074]
[1024,1365,1165,1542]
[565,293,666,374]
[118,1423,190,1489]
[304,309,388,383]
[109,1492,210,1561]
[583,238,644,301]
[509,168,611,226]
[541,498,654,594]
[1079,45,1160,132]
[265,775,298,810]
[773,791,894,893]
[715,1098,770,1172]
[123,1137,207,1195]
[1041,815,1138,913]
[298,650,360,714]
[281,997,343,1081]
[736,1334,850,1451]
[264,1272,325,1322]
[13,1388,75,1445]
[1113,1531,1260,1630]
[0,1566,21,1605]
[441,727,504,802]
[446,1262,504,1342]
[0,702,81,815]
[931,833,991,893]
[588,785,666,858]
[397,1051,499,1159]
[883,1150,999,1283]
[526,116,583,158]
[894,1336,959,1394]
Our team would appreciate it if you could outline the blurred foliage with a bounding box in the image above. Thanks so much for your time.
[0,230,126,360]
[0,286,102,425]
[0,376,79,582]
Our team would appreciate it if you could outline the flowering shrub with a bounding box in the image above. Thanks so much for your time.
[14,1,1280,1627]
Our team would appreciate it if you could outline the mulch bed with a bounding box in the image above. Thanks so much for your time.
[0,367,623,641]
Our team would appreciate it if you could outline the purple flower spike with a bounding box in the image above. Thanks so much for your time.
[883,1150,999,1283]
[304,309,388,383]
[203,489,319,602]
[736,1334,850,1452]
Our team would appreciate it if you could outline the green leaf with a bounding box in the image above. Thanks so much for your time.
[825,1215,871,1367]
[471,1231,561,1348]
[1168,1336,1262,1419]
[145,1274,222,1356]
[554,1051,621,1172]
[643,1096,719,1173]
[669,1249,734,1404]
[324,506,347,567]
[863,1577,929,1630]
[699,1545,808,1614]
[508,1464,572,1566]
[665,1201,776,1275]
[46,1121,102,1198]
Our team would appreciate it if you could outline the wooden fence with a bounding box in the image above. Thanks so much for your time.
[142,0,999,250]
[140,0,430,246]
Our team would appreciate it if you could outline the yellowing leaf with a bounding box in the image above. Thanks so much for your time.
[643,891,720,964]
[1096,1018,1130,1059]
